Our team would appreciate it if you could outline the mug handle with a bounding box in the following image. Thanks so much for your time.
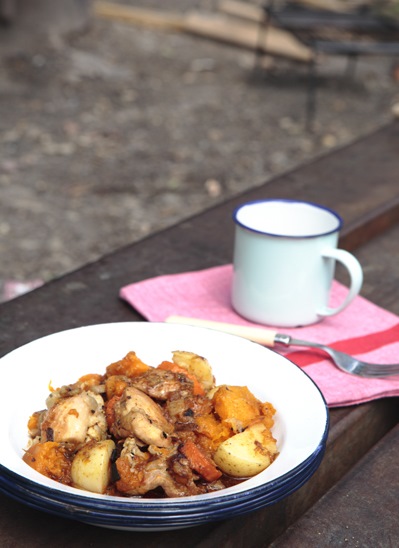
[317,248,363,317]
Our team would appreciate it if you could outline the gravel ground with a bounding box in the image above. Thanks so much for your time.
[1,0,398,299]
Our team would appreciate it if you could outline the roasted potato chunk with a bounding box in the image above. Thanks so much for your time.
[213,422,278,477]
[71,439,115,494]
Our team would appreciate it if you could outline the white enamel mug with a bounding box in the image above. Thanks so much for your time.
[231,199,363,327]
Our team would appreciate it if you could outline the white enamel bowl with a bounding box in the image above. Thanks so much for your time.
[0,322,329,531]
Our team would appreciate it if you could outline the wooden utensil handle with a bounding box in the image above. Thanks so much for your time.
[165,316,277,346]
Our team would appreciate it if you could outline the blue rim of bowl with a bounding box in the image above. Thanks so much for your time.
[0,433,327,521]
[0,446,325,529]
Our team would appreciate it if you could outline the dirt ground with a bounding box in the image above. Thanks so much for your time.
[1,0,398,299]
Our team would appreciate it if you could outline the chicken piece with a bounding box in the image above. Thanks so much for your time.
[45,377,105,410]
[116,453,196,498]
[40,391,107,446]
[45,383,83,409]
[131,368,193,401]
[116,437,211,497]
[165,394,213,431]
[111,387,174,447]
[121,436,152,460]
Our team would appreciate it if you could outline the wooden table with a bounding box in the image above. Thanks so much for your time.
[1,122,399,546]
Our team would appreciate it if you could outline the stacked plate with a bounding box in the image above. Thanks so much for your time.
[0,322,329,531]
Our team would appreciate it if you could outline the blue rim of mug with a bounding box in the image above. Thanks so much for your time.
[232,198,343,238]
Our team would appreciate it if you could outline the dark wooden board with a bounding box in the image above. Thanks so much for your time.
[271,422,399,546]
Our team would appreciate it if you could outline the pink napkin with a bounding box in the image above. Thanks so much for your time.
[120,264,399,407]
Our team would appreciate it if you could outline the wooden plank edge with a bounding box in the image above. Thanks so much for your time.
[340,193,399,252]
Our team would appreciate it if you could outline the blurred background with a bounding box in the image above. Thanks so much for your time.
[1,0,399,300]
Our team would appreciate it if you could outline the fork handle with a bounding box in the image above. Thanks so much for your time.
[165,316,278,347]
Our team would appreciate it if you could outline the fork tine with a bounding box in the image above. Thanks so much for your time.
[360,367,399,378]
[275,335,399,378]
[315,347,399,377]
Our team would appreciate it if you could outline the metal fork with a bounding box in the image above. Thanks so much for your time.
[166,316,399,378]
[273,333,399,378]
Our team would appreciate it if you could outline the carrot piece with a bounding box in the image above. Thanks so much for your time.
[78,373,104,389]
[106,351,152,378]
[196,414,231,451]
[22,442,72,484]
[27,412,40,433]
[105,375,129,399]
[180,440,222,482]
[212,385,265,433]
[157,361,205,396]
